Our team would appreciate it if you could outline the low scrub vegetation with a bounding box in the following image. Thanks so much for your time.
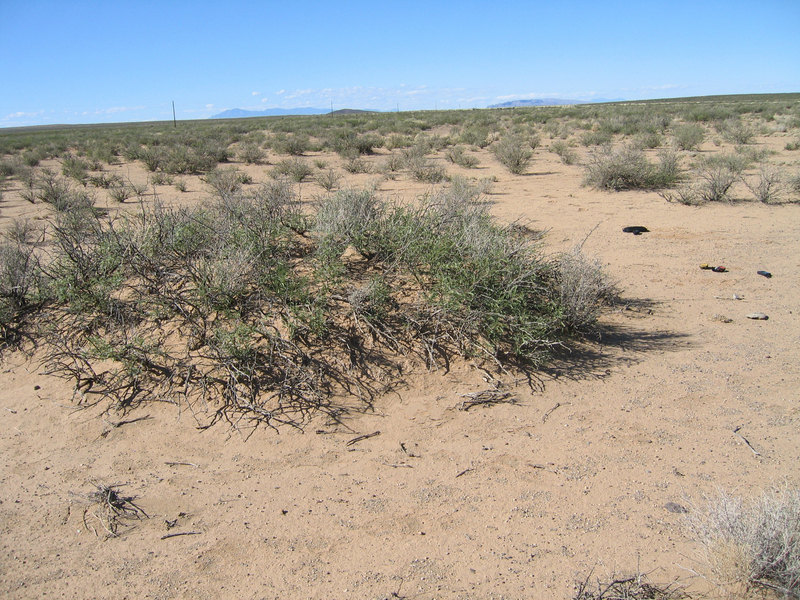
[688,487,800,599]
[493,134,534,174]
[0,175,615,430]
[583,145,680,191]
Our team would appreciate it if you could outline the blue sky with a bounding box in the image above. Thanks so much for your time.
[1,0,798,128]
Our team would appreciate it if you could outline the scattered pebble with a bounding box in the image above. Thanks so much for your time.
[710,314,733,323]
[746,313,769,320]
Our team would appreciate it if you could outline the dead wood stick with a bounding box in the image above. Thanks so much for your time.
[542,402,570,423]
[164,461,199,468]
[160,531,201,540]
[733,426,761,456]
[346,430,381,447]
[527,462,560,475]
[455,468,474,478]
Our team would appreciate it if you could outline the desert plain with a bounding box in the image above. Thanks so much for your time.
[1,99,799,599]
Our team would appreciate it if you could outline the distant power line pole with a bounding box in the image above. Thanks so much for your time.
[172,101,177,127]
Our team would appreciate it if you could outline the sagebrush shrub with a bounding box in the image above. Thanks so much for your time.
[550,140,578,165]
[672,123,706,151]
[583,144,675,191]
[688,487,800,598]
[552,247,618,332]
[493,135,533,175]
[745,164,784,203]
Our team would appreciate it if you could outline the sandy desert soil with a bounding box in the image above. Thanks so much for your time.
[1,130,799,599]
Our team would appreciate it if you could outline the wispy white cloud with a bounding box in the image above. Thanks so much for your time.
[2,110,45,121]
[100,105,146,114]
[252,91,260,96]
[264,85,482,110]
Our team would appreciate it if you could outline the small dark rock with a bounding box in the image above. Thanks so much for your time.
[664,502,688,514]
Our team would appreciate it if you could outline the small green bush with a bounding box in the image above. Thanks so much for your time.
[672,123,706,151]
[270,158,313,183]
[493,135,533,175]
[583,145,679,191]
[445,145,480,169]
[238,141,266,164]
[205,166,251,198]
[315,169,342,192]
[405,154,448,183]
[550,140,578,165]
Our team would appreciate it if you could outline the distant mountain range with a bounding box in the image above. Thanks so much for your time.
[211,108,330,119]
[211,99,627,120]
[488,98,624,108]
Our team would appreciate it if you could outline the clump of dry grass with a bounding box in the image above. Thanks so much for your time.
[687,487,800,599]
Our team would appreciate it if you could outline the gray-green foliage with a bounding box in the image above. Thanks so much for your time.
[583,145,681,191]
[672,123,706,151]
[688,487,800,598]
[7,173,615,427]
[493,135,533,174]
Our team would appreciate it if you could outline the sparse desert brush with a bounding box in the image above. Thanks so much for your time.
[36,169,96,211]
[270,157,313,183]
[405,154,448,183]
[315,168,342,192]
[445,145,480,168]
[672,123,706,151]
[745,164,785,203]
[550,140,578,165]
[719,118,756,145]
[552,246,619,333]
[631,131,663,150]
[580,129,614,147]
[687,153,748,203]
[573,570,689,600]
[315,187,385,259]
[381,152,405,174]
[61,153,91,184]
[789,171,800,199]
[688,487,800,599]
[386,133,413,150]
[583,144,680,191]
[493,135,533,175]
[204,166,251,198]
[108,182,135,203]
[237,140,266,164]
[273,133,311,156]
[459,126,490,148]
[0,241,42,346]
[343,156,372,174]
[148,172,174,186]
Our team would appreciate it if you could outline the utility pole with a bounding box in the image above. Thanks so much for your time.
[172,101,177,127]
